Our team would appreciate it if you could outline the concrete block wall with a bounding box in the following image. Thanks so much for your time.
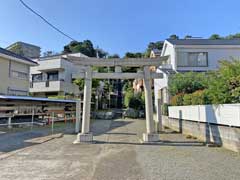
[162,116,240,152]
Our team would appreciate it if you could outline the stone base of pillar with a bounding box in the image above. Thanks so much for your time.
[155,121,163,133]
[142,133,159,142]
[73,133,93,144]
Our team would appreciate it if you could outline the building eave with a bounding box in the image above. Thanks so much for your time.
[0,53,38,66]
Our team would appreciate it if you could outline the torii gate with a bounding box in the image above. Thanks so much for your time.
[69,56,169,143]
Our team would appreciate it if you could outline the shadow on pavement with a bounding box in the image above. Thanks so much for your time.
[0,124,73,154]
[105,132,137,136]
[95,140,205,147]
[92,119,133,136]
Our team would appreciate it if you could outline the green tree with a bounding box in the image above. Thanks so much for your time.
[144,41,164,57]
[124,87,144,110]
[124,52,143,58]
[63,40,96,57]
[74,78,100,91]
[184,35,192,39]
[108,54,120,58]
[209,34,223,40]
[207,59,240,104]
[169,34,179,39]
[208,33,240,40]
[225,33,240,39]
[168,72,208,96]
[122,52,143,72]
[96,48,108,58]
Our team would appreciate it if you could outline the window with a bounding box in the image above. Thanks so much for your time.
[11,70,28,80]
[47,71,59,81]
[32,73,43,82]
[177,52,208,67]
[8,87,28,96]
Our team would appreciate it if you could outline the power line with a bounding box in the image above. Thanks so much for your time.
[19,0,76,41]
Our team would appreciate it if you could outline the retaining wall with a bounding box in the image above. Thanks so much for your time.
[162,116,240,152]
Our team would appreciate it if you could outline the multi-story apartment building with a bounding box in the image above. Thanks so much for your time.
[7,41,41,58]
[30,52,87,97]
[154,39,240,106]
[0,47,37,96]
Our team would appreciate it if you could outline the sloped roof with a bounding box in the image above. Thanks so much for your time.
[0,47,37,65]
[167,39,240,46]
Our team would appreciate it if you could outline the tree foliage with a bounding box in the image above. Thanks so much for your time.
[209,34,223,40]
[207,59,240,104]
[144,41,164,57]
[74,78,100,91]
[169,59,240,105]
[124,87,145,110]
[168,72,208,96]
[63,40,107,58]
[124,52,143,58]
[209,33,240,40]
[108,54,120,58]
[170,93,184,106]
[184,35,192,39]
[169,34,179,39]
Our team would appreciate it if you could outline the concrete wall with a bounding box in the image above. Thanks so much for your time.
[0,57,10,94]
[162,116,240,152]
[168,104,240,127]
[0,57,29,95]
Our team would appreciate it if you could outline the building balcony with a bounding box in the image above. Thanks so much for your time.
[29,80,80,94]
[37,58,68,72]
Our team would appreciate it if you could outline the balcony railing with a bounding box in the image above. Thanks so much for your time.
[29,79,79,94]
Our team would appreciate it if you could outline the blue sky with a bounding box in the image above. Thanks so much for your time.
[0,0,240,57]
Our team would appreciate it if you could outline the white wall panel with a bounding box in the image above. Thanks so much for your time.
[169,104,240,127]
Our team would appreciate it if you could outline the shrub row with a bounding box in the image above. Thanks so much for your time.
[170,90,210,106]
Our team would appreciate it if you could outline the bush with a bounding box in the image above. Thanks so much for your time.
[183,94,192,105]
[128,96,143,110]
[168,72,207,96]
[206,59,240,104]
[162,103,169,116]
[191,90,210,105]
[124,88,134,108]
[124,88,144,110]
[169,58,240,105]
[170,93,184,106]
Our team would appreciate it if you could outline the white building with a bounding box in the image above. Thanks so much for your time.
[30,53,88,97]
[0,47,37,96]
[154,39,240,106]
[7,41,41,59]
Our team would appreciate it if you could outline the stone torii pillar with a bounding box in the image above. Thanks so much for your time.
[75,100,81,133]
[74,66,93,143]
[142,66,159,142]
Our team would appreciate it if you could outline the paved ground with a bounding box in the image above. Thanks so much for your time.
[0,118,239,180]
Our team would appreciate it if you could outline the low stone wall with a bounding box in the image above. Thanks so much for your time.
[162,116,240,152]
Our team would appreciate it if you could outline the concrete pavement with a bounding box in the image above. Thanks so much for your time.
[0,118,239,180]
